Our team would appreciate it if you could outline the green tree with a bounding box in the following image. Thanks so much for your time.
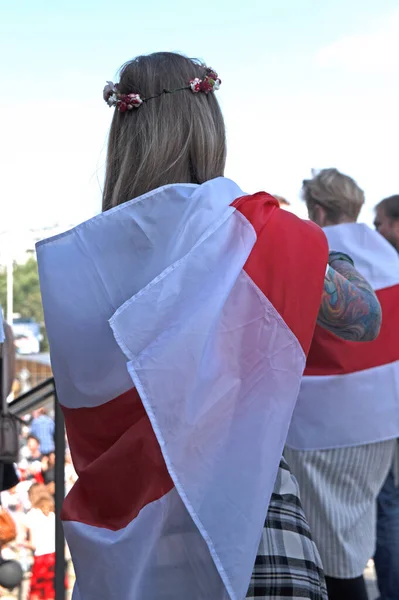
[0,257,48,350]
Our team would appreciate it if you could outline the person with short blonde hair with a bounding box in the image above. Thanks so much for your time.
[286,168,399,600]
[27,483,47,508]
[303,168,365,225]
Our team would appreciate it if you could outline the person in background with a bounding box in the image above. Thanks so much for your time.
[0,319,24,591]
[0,484,26,566]
[375,195,399,252]
[25,437,41,463]
[374,194,399,600]
[0,322,19,493]
[23,490,56,600]
[285,169,399,600]
[0,486,23,515]
[2,323,15,400]
[26,484,48,511]
[20,436,43,483]
[30,408,55,456]
[40,452,55,497]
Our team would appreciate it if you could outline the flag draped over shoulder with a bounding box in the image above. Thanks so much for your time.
[287,222,399,451]
[37,178,328,600]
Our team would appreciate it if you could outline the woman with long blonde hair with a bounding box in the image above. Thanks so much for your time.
[37,53,381,599]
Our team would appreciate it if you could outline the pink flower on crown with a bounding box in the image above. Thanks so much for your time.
[126,93,143,107]
[202,71,221,93]
[189,70,221,95]
[200,78,214,94]
[116,93,143,112]
[190,78,202,93]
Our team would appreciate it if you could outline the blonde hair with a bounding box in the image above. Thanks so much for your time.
[33,492,55,515]
[302,168,365,223]
[28,483,47,506]
[102,52,226,211]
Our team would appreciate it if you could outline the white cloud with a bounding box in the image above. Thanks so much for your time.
[317,10,399,72]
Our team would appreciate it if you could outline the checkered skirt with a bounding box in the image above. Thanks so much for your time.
[247,458,328,599]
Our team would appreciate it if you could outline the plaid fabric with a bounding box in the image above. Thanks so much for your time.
[247,459,328,600]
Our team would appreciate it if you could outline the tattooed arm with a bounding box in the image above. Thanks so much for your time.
[317,259,382,341]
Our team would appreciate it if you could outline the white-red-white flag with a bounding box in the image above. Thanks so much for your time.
[37,178,327,600]
[288,222,399,451]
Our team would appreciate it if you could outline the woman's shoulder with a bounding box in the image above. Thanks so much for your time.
[233,193,329,354]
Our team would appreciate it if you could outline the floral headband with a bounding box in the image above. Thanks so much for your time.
[103,68,221,113]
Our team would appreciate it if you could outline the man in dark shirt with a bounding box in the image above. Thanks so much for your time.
[374,195,399,600]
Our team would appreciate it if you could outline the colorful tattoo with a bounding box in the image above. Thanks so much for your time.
[317,260,382,341]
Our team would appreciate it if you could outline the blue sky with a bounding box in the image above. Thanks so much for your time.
[2,0,399,237]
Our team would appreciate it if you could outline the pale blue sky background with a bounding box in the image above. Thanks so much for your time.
[1,0,399,236]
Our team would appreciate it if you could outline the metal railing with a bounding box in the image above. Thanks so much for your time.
[9,378,66,599]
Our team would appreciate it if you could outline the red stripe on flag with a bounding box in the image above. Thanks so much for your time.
[62,387,173,530]
[232,194,328,355]
[305,284,399,376]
